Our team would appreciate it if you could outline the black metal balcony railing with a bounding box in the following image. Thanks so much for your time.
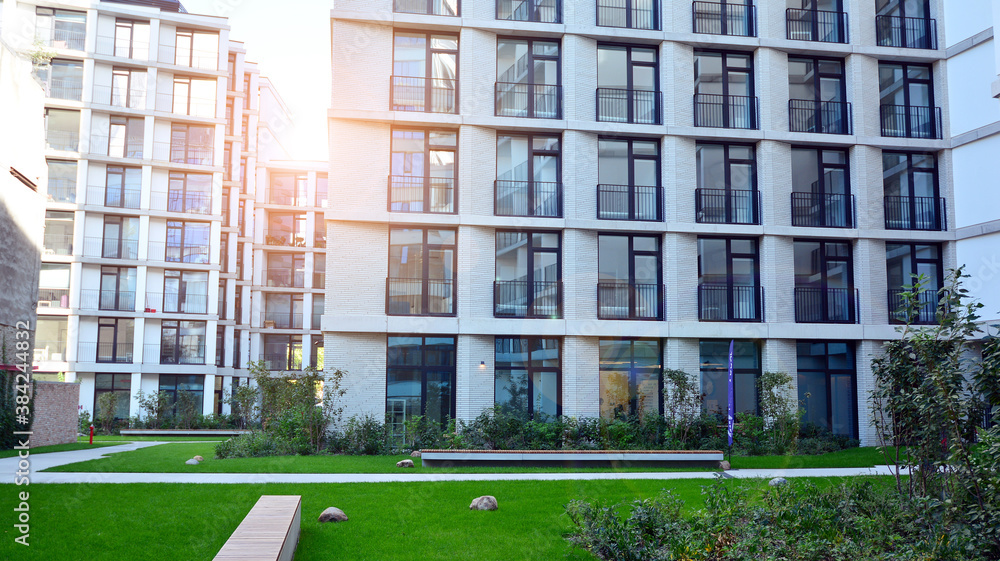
[83,236,140,260]
[597,282,664,320]
[497,0,560,22]
[788,99,852,135]
[159,345,207,365]
[884,195,947,231]
[791,192,855,228]
[879,104,942,139]
[692,1,755,36]
[263,229,308,247]
[263,312,304,329]
[163,191,212,214]
[260,353,303,371]
[495,180,562,218]
[96,341,134,364]
[876,15,937,49]
[496,82,562,119]
[494,280,562,318]
[153,292,209,314]
[888,289,937,324]
[597,184,662,222]
[694,94,758,129]
[794,287,859,323]
[388,175,456,214]
[597,0,659,29]
[266,268,305,288]
[80,289,136,312]
[785,8,848,43]
[386,278,456,316]
[394,0,459,16]
[390,76,457,113]
[38,288,70,308]
[695,188,760,225]
[596,88,662,124]
[88,185,141,209]
[698,283,763,322]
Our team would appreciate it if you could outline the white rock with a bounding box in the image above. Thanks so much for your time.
[318,507,348,523]
[469,496,498,511]
[397,459,415,468]
[185,459,199,465]
[768,477,788,487]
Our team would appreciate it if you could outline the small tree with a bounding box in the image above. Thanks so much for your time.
[136,390,171,429]
[758,371,799,454]
[96,391,120,435]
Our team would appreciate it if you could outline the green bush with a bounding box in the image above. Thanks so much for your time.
[214,431,295,459]
[329,414,391,455]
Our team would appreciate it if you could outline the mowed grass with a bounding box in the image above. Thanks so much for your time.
[0,477,876,561]
[77,435,226,442]
[730,447,893,469]
[0,442,121,458]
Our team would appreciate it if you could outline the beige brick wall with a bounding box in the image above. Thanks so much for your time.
[30,382,80,448]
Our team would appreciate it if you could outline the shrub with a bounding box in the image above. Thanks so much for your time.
[331,414,391,455]
[96,391,119,435]
[215,431,295,459]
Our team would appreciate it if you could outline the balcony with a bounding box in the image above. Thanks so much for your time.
[154,141,214,166]
[597,184,662,222]
[876,15,937,49]
[495,180,562,218]
[695,188,760,225]
[386,277,456,316]
[388,176,455,214]
[47,179,77,203]
[496,0,560,23]
[260,353,303,371]
[90,134,143,159]
[788,100,852,135]
[83,237,139,260]
[146,292,209,314]
[791,192,855,228]
[44,29,86,51]
[38,288,70,309]
[80,289,136,312]
[79,341,134,364]
[32,340,66,363]
[43,233,74,256]
[884,196,947,231]
[156,92,217,117]
[698,284,763,322]
[263,311,304,329]
[150,190,212,214]
[694,94,758,129]
[597,282,664,320]
[879,105,942,139]
[496,83,562,119]
[95,35,149,59]
[794,287,858,323]
[266,268,305,288]
[48,77,83,101]
[263,230,308,247]
[596,88,661,124]
[87,185,141,209]
[46,130,79,152]
[92,85,146,108]
[156,343,207,365]
[785,8,848,43]
[393,0,459,16]
[596,0,659,29]
[390,76,457,114]
[494,280,562,318]
[692,1,755,36]
[888,289,937,325]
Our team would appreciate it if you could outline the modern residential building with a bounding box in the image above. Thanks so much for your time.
[326,0,963,446]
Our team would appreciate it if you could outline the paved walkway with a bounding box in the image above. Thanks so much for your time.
[4,442,907,485]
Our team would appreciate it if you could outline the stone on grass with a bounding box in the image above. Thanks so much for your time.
[768,477,788,487]
[318,507,348,523]
[193,455,204,462]
[185,458,199,465]
[469,496,498,511]
[410,450,422,458]
[397,459,415,468]
[719,460,731,470]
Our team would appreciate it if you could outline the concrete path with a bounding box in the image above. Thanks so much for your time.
[4,441,908,484]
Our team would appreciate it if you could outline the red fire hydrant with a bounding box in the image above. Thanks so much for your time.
[89,424,94,445]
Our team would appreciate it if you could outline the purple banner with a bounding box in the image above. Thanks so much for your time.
[727,339,735,448]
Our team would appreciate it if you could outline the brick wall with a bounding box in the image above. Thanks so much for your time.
[30,382,80,448]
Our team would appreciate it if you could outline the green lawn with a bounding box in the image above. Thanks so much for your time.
[729,447,893,469]
[0,442,121,458]
[76,435,227,442]
[0,477,875,561]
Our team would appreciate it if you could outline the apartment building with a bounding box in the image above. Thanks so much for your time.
[326,0,963,446]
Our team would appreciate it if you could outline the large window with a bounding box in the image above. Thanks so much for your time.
[264,293,304,329]
[790,147,851,228]
[698,237,761,321]
[94,374,131,420]
[876,0,935,49]
[495,231,561,318]
[267,253,305,288]
[43,210,74,255]
[495,337,560,419]
[694,51,756,129]
[597,45,659,124]
[878,62,939,139]
[163,270,209,314]
[496,134,560,217]
[788,57,850,134]
[598,138,660,221]
[886,242,941,324]
[692,0,755,37]
[391,32,457,113]
[265,213,307,247]
[160,320,207,365]
[34,318,67,363]
[104,166,141,209]
[105,116,144,159]
[171,77,216,118]
[786,0,848,43]
[496,39,561,119]
[45,108,79,151]
[262,335,303,371]
[316,175,328,208]
[269,173,308,206]
[597,0,659,30]
[170,124,214,165]
[883,152,943,231]
[103,68,146,108]
[36,8,86,50]
[38,263,71,308]
[167,172,212,214]
[700,340,760,415]
[101,215,139,260]
[390,129,456,213]
[797,341,857,439]
[387,228,456,316]
[108,18,150,59]
[96,266,136,311]
[394,0,459,16]
[599,339,661,418]
[47,160,77,203]
[97,318,134,363]
[175,29,219,70]
[158,375,204,416]
[793,240,855,323]
[598,234,662,320]
[695,143,758,224]
[46,59,83,101]
[166,221,210,264]
[496,0,559,23]
[386,336,456,441]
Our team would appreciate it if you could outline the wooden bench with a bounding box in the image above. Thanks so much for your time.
[420,449,724,468]
[119,429,249,437]
[214,495,301,561]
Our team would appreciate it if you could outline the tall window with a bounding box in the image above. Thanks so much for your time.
[797,341,857,438]
[101,215,139,259]
[110,19,150,59]
[883,152,943,231]
[166,221,210,264]
[597,0,659,30]
[391,32,458,113]
[495,134,561,217]
[160,321,207,364]
[790,147,852,228]
[107,68,146,108]
[45,108,80,151]
[389,129,456,213]
[267,253,305,288]
[262,335,303,371]
[694,51,756,129]
[168,172,212,214]
[34,318,68,363]
[172,77,217,118]
[692,0,755,37]
[43,210,74,255]
[700,340,760,415]
[163,270,209,314]
[394,0,459,16]
[46,59,83,101]
[103,166,141,209]
[495,231,561,318]
[698,237,761,321]
[495,337,561,419]
[600,339,662,418]
[175,29,219,70]
[496,39,561,119]
[598,138,660,221]
[269,173,308,206]
[47,160,77,203]
[94,374,131,420]
[158,375,204,415]
[788,57,850,134]
[227,54,237,91]
[170,124,214,165]
[598,234,663,320]
[264,293,304,329]
[793,240,855,323]
[106,116,143,159]
[386,336,456,441]
[313,254,326,289]
[879,62,939,139]
[387,228,456,316]
[97,266,136,311]
[35,8,86,50]
[876,0,935,49]
[311,335,324,370]
[786,0,847,43]
[496,0,560,23]
[695,143,758,224]
[265,213,307,247]
[97,317,134,363]
[886,242,941,324]
[597,45,659,124]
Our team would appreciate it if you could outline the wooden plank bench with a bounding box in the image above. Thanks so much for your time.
[119,429,249,437]
[420,449,724,468]
[214,495,301,561]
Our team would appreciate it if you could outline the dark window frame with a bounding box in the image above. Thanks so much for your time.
[699,339,761,415]
[386,227,457,317]
[695,141,758,224]
[793,239,856,323]
[599,338,663,417]
[495,132,562,217]
[494,230,563,318]
[882,151,942,231]
[391,30,459,114]
[160,319,207,365]
[165,220,211,264]
[796,340,858,439]
[385,335,457,430]
[596,43,661,124]
[94,373,131,420]
[495,37,562,119]
[597,233,663,320]
[790,146,852,228]
[697,236,762,322]
[694,50,757,129]
[97,317,133,363]
[494,336,562,419]
[389,128,458,214]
